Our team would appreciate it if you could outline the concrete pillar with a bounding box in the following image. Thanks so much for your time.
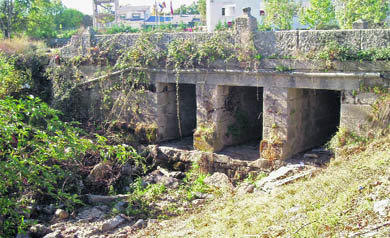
[262,87,340,160]
[194,83,262,152]
[340,90,378,132]
[156,83,179,141]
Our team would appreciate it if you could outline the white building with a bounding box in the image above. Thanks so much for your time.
[117,5,151,21]
[206,0,310,32]
[207,0,262,32]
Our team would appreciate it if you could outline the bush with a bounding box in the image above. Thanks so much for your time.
[0,96,145,236]
[0,53,29,98]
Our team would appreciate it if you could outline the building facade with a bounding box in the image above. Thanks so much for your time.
[206,0,310,32]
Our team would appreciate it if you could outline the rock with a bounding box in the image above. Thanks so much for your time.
[77,207,105,220]
[192,199,206,206]
[30,224,51,237]
[87,194,130,205]
[101,215,126,231]
[87,162,112,183]
[204,172,233,190]
[255,164,316,192]
[133,219,145,228]
[147,219,158,226]
[55,209,68,220]
[373,199,390,216]
[114,201,128,212]
[236,182,256,196]
[43,230,62,238]
[194,192,208,199]
[144,170,182,188]
[43,204,56,215]
[304,153,319,159]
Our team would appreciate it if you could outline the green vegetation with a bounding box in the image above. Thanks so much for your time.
[0,52,28,98]
[308,41,390,65]
[263,0,298,30]
[0,95,146,237]
[335,0,389,29]
[0,0,89,39]
[299,0,337,30]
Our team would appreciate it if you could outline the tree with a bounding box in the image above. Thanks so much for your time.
[264,0,298,30]
[173,2,199,15]
[335,0,389,29]
[0,0,30,38]
[55,8,84,29]
[26,0,57,39]
[300,0,337,29]
[198,0,206,21]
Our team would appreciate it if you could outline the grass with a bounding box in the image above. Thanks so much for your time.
[0,36,46,55]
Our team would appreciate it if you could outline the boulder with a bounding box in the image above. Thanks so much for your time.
[144,169,181,188]
[133,219,145,228]
[43,230,62,238]
[87,162,112,183]
[373,199,390,216]
[77,207,105,220]
[204,172,233,190]
[54,209,68,220]
[101,215,126,231]
[30,224,51,237]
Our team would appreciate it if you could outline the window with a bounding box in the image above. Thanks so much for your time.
[222,8,225,16]
[260,10,265,16]
[132,13,141,19]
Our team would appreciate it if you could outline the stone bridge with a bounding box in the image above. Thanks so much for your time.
[60,19,390,164]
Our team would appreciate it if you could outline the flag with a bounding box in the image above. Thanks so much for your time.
[170,0,174,15]
[159,3,164,9]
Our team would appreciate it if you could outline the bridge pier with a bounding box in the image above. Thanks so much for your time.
[194,83,262,152]
[261,87,340,160]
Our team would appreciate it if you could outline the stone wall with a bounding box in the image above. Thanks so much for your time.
[61,29,390,59]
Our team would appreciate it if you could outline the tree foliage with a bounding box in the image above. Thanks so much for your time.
[0,0,30,38]
[300,0,337,30]
[264,0,298,30]
[173,2,199,15]
[198,0,206,20]
[0,0,87,39]
[335,0,389,29]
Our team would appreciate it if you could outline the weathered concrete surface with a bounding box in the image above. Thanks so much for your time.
[149,70,387,91]
[340,91,379,131]
[194,84,262,152]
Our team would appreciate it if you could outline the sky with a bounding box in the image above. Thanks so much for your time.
[62,0,197,15]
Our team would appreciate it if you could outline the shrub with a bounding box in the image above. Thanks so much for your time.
[0,53,29,98]
[0,96,145,236]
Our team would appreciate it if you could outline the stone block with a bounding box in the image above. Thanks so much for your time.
[254,31,298,57]
[342,91,378,105]
[361,29,390,50]
[298,30,361,55]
